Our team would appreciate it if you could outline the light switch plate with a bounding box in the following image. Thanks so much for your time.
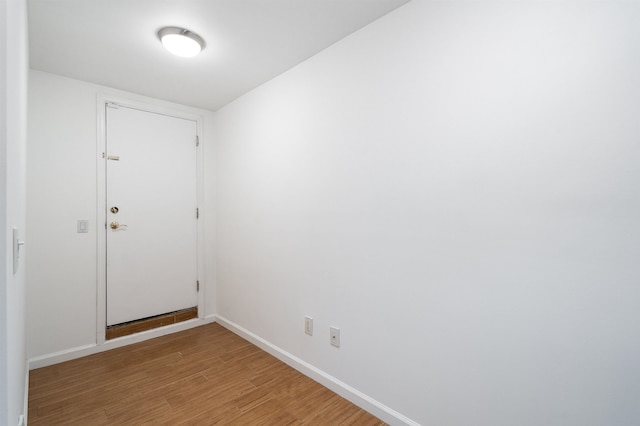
[77,220,89,233]
[305,316,313,336]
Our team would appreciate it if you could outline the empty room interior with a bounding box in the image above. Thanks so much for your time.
[2,0,640,425]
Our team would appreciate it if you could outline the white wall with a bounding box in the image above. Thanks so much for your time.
[214,1,640,425]
[27,70,216,361]
[0,0,29,424]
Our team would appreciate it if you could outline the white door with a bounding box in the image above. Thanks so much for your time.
[105,105,198,326]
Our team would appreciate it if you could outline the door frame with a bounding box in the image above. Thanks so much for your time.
[96,94,206,344]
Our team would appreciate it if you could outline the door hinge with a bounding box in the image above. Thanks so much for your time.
[196,135,200,147]
[196,207,199,219]
[197,280,200,291]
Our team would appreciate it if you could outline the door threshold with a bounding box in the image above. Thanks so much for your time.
[106,307,198,340]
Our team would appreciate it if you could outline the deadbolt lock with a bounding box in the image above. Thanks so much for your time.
[110,206,119,214]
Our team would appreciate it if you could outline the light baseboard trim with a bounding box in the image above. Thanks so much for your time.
[215,315,419,426]
[23,363,29,426]
[28,317,215,369]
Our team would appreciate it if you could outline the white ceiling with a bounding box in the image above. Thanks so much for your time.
[28,0,409,111]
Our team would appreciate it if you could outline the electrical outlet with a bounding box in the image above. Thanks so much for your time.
[330,326,340,348]
[305,316,313,336]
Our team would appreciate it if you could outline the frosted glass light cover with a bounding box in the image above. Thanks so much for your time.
[161,33,202,57]
[158,27,205,58]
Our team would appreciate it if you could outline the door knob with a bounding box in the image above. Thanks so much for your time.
[110,206,119,214]
[110,221,128,230]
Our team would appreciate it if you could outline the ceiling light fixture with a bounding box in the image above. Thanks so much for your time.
[158,27,205,58]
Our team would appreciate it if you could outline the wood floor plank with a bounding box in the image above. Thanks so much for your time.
[106,307,198,340]
[28,323,386,425]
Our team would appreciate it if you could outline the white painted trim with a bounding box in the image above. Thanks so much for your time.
[22,365,28,426]
[214,315,420,426]
[95,93,206,336]
[29,317,215,370]
[196,117,206,318]
[96,96,107,345]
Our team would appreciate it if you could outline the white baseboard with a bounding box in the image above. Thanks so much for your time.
[214,315,420,426]
[23,364,29,426]
[28,317,215,370]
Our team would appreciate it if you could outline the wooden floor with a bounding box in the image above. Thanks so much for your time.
[28,323,385,425]
[105,307,199,340]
